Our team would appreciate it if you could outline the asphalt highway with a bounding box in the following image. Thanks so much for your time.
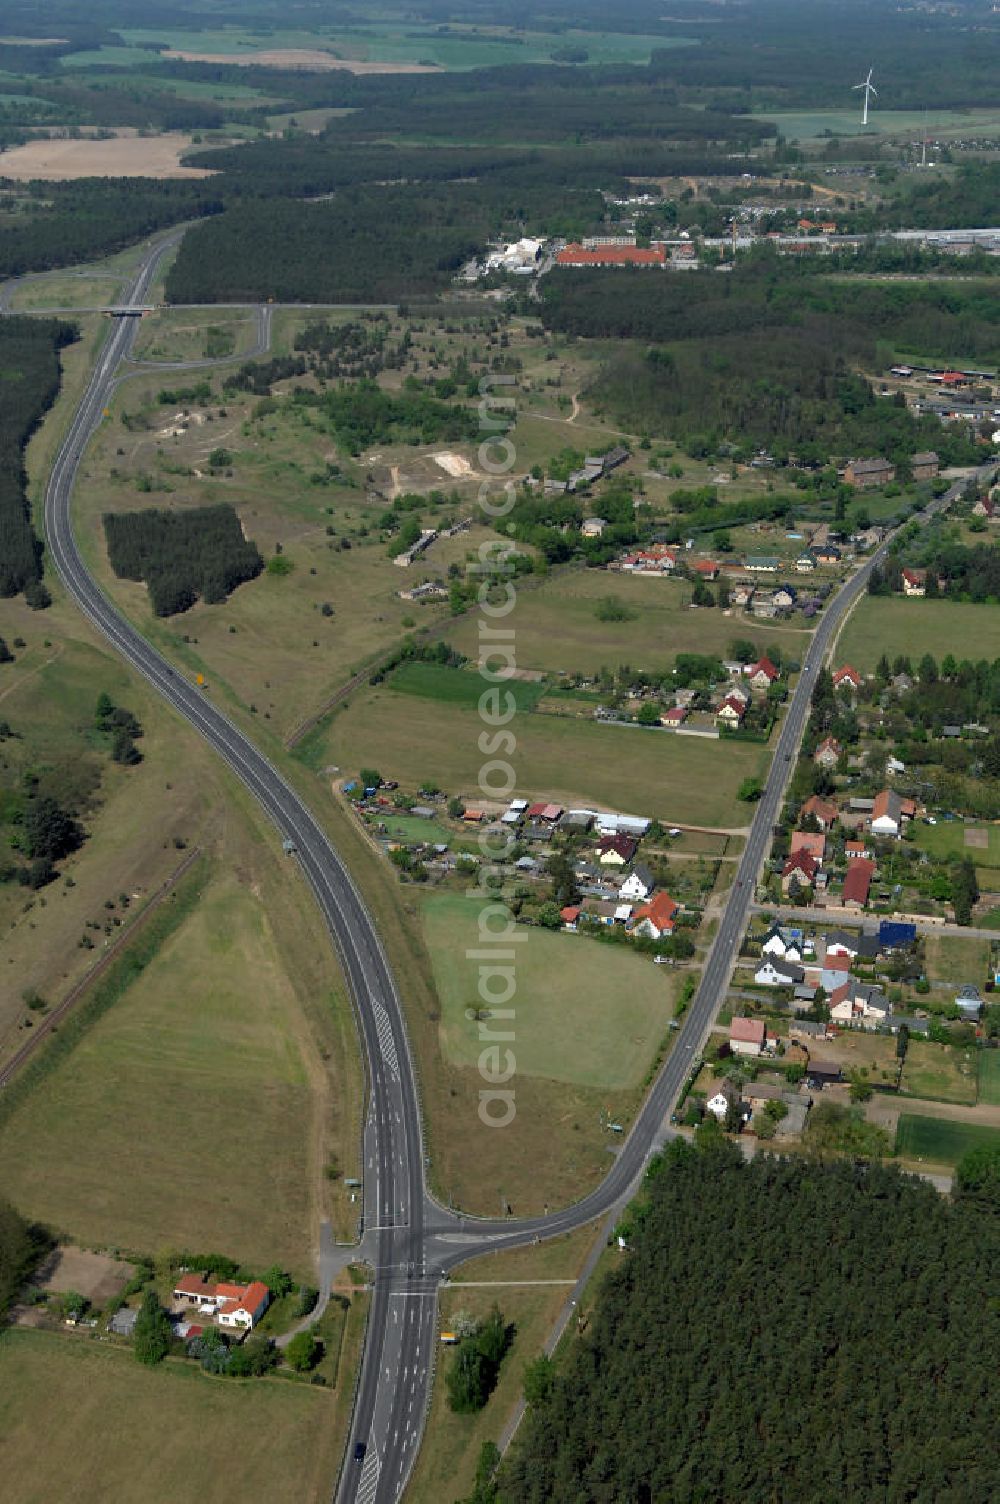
[33,232,996,1502]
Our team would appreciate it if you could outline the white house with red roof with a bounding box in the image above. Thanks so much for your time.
[833,664,862,692]
[813,736,842,769]
[901,568,926,598]
[660,705,688,728]
[781,850,818,894]
[747,656,779,690]
[716,695,747,729]
[173,1274,271,1331]
[629,892,679,939]
[730,1016,766,1057]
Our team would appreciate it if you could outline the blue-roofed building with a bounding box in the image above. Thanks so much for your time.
[878,920,917,952]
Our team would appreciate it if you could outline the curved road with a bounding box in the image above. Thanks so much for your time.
[35,233,995,1502]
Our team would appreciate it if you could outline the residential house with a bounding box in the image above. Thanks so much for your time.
[582,900,621,927]
[630,891,679,939]
[844,838,871,860]
[730,583,755,608]
[972,495,996,520]
[781,850,818,895]
[581,516,607,538]
[173,1276,271,1331]
[660,705,688,729]
[801,794,838,830]
[773,585,797,610]
[833,664,862,693]
[842,858,876,910]
[813,736,842,770]
[755,958,806,987]
[748,656,779,690]
[878,919,916,952]
[843,456,896,490]
[870,789,915,839]
[751,594,779,620]
[790,831,826,865]
[796,550,818,573]
[730,1016,767,1057]
[597,833,638,866]
[954,985,982,1020]
[901,568,926,598]
[744,1081,801,1114]
[813,544,842,565]
[829,979,891,1029]
[805,1060,843,1090]
[620,864,655,902]
[891,672,914,695]
[911,451,940,480]
[716,695,747,729]
[761,924,804,962]
[705,1080,740,1122]
[744,555,781,574]
[526,801,564,824]
[825,928,879,962]
[790,1019,832,1042]
[560,905,582,931]
[691,558,719,581]
[723,680,751,706]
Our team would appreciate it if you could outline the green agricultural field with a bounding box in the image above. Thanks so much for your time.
[441,568,812,679]
[750,108,1000,141]
[978,1051,1000,1106]
[899,1041,978,1106]
[0,1330,342,1504]
[423,893,677,1090]
[0,858,353,1274]
[317,683,768,826]
[894,1113,1000,1166]
[389,659,545,711]
[838,597,1000,672]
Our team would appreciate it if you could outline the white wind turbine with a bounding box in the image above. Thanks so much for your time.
[854,66,877,127]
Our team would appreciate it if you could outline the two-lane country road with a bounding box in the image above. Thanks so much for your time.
[32,231,996,1502]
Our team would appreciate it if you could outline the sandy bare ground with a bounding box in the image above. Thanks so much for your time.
[163,47,440,74]
[0,133,216,180]
[37,1245,134,1305]
[433,451,475,478]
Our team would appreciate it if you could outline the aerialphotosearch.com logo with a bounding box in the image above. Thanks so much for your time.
[468,373,523,1130]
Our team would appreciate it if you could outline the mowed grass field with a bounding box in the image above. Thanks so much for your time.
[423,893,677,1089]
[838,597,1000,673]
[895,1113,1000,1166]
[899,1041,978,1106]
[0,1330,342,1504]
[0,856,351,1273]
[912,822,1000,869]
[979,1051,1000,1107]
[923,931,992,986]
[442,568,812,678]
[131,307,263,362]
[317,683,767,826]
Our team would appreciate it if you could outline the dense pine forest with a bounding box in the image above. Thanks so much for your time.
[103,504,264,617]
[492,1138,999,1504]
[536,265,991,461]
[0,316,76,603]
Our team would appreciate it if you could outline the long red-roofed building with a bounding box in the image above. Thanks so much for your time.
[556,243,666,268]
